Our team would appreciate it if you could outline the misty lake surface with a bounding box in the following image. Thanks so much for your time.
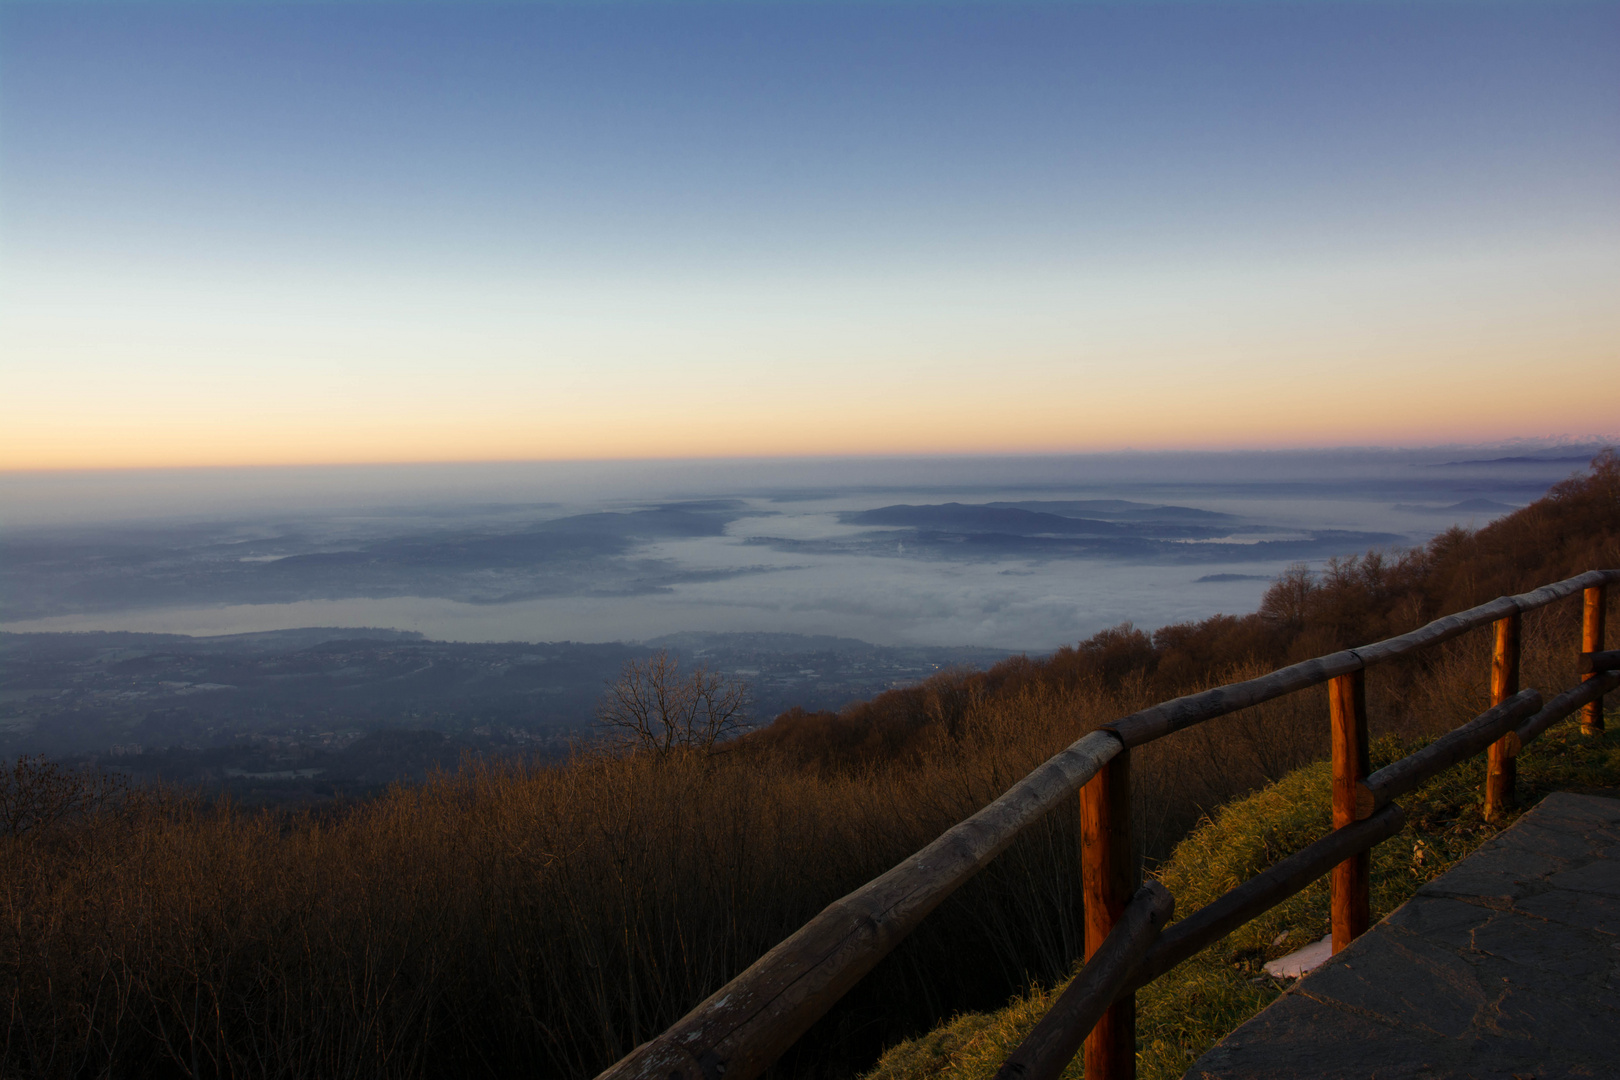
[0,450,1596,651]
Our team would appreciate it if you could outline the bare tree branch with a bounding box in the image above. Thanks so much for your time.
[595,650,752,757]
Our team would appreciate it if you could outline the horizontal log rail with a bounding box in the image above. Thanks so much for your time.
[1356,689,1543,816]
[596,569,1619,1080]
[1103,570,1613,748]
[1515,669,1620,748]
[1577,649,1620,675]
[992,882,1173,1080]
[1123,803,1406,994]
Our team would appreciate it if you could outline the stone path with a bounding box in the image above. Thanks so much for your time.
[1186,791,1620,1080]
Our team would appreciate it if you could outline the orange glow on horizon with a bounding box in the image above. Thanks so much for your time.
[4,378,1614,474]
[6,247,1615,472]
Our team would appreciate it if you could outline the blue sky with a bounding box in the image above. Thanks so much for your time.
[2,2,1617,467]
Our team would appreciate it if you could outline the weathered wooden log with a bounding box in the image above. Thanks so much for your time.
[1355,689,1542,817]
[994,882,1173,1080]
[1330,671,1371,952]
[1485,614,1521,821]
[593,729,1124,1080]
[1577,649,1620,675]
[1348,595,1521,666]
[1584,584,1609,732]
[1105,572,1620,748]
[1505,570,1616,613]
[1125,805,1406,993]
[1515,671,1620,748]
[1081,747,1137,1080]
[1337,570,1608,666]
[1104,650,1362,747]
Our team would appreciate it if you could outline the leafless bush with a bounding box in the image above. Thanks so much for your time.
[595,649,752,756]
[1,755,128,837]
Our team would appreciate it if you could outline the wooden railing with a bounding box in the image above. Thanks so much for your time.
[597,570,1619,1080]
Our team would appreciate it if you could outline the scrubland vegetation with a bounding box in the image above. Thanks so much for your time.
[3,453,1618,1080]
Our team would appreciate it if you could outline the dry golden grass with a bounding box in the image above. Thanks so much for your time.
[1,659,1348,1080]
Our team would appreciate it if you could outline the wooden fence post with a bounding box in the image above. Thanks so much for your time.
[1329,670,1370,953]
[1080,744,1135,1080]
[1584,584,1607,734]
[1484,613,1521,820]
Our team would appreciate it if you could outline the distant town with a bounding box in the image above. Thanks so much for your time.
[0,627,1009,804]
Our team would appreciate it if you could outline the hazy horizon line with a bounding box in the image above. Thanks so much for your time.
[3,435,1614,478]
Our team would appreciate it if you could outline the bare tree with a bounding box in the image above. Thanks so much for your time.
[595,649,752,756]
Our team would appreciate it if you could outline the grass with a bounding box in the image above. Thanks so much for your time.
[0,668,1357,1080]
[0,678,1254,1080]
[862,714,1620,1080]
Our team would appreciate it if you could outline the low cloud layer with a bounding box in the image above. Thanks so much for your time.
[0,449,1593,650]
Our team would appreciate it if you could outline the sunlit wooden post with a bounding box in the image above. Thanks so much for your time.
[1080,744,1135,1080]
[1329,670,1370,953]
[1584,584,1607,734]
[1484,612,1521,820]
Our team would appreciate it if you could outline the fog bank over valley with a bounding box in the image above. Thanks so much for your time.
[1,447,1596,650]
[0,445,1607,799]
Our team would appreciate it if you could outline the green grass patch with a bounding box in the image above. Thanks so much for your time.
[863,717,1620,1080]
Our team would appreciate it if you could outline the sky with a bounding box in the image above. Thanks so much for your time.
[2,1,1617,471]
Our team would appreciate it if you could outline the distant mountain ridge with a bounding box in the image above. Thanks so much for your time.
[821,500,1399,562]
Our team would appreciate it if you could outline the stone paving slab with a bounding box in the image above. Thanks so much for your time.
[1185,792,1620,1080]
